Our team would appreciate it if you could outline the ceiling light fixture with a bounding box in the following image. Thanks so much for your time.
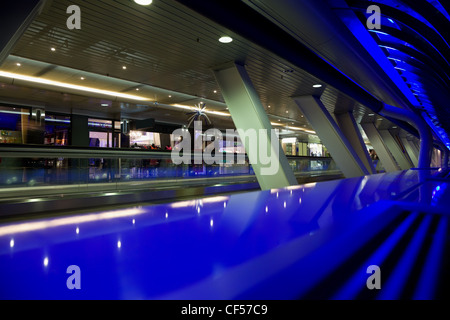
[50,47,56,52]
[80,77,85,80]
[171,104,229,117]
[313,84,322,88]
[122,66,127,70]
[16,63,21,67]
[0,71,149,101]
[219,36,233,44]
[134,0,153,5]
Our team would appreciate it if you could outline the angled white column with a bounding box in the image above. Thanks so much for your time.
[335,112,376,174]
[213,62,297,190]
[361,123,400,172]
[401,137,419,167]
[431,148,442,168]
[379,130,413,170]
[293,96,369,178]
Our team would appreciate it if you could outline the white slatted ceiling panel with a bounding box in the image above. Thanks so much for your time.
[6,0,386,132]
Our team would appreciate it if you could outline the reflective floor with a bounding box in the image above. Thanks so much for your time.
[0,169,449,299]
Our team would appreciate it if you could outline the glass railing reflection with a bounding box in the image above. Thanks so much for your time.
[0,146,341,193]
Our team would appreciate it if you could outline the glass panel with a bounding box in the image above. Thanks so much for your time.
[0,146,341,198]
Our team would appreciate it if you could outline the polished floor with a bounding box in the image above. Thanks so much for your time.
[0,169,449,299]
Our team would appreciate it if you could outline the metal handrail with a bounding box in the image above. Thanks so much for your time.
[0,144,334,161]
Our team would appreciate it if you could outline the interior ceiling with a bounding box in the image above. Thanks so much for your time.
[222,0,449,144]
[0,0,401,142]
[340,0,450,146]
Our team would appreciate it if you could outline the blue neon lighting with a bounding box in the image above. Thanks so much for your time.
[45,118,71,124]
[369,30,389,36]
[335,9,420,106]
[426,0,450,21]
[379,45,398,51]
[387,57,403,63]
[388,18,394,23]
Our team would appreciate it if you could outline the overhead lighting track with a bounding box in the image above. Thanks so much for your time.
[0,70,150,101]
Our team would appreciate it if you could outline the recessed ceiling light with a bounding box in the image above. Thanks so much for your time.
[392,126,398,129]
[168,95,172,98]
[122,66,127,70]
[219,36,233,43]
[16,63,21,67]
[278,119,281,122]
[80,77,85,80]
[101,103,109,107]
[286,111,289,113]
[368,113,375,116]
[50,47,56,52]
[313,84,322,88]
[134,0,153,5]
[268,105,271,108]
[377,118,383,121]
[213,90,217,93]
[136,88,139,91]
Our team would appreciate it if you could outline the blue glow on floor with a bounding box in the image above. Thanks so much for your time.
[0,169,448,299]
[332,212,419,299]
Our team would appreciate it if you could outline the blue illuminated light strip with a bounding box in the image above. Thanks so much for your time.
[335,9,420,106]
[378,214,433,300]
[332,212,419,300]
[387,57,403,63]
[368,30,389,36]
[426,0,450,21]
[45,118,71,124]
[422,114,450,149]
[379,45,398,51]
